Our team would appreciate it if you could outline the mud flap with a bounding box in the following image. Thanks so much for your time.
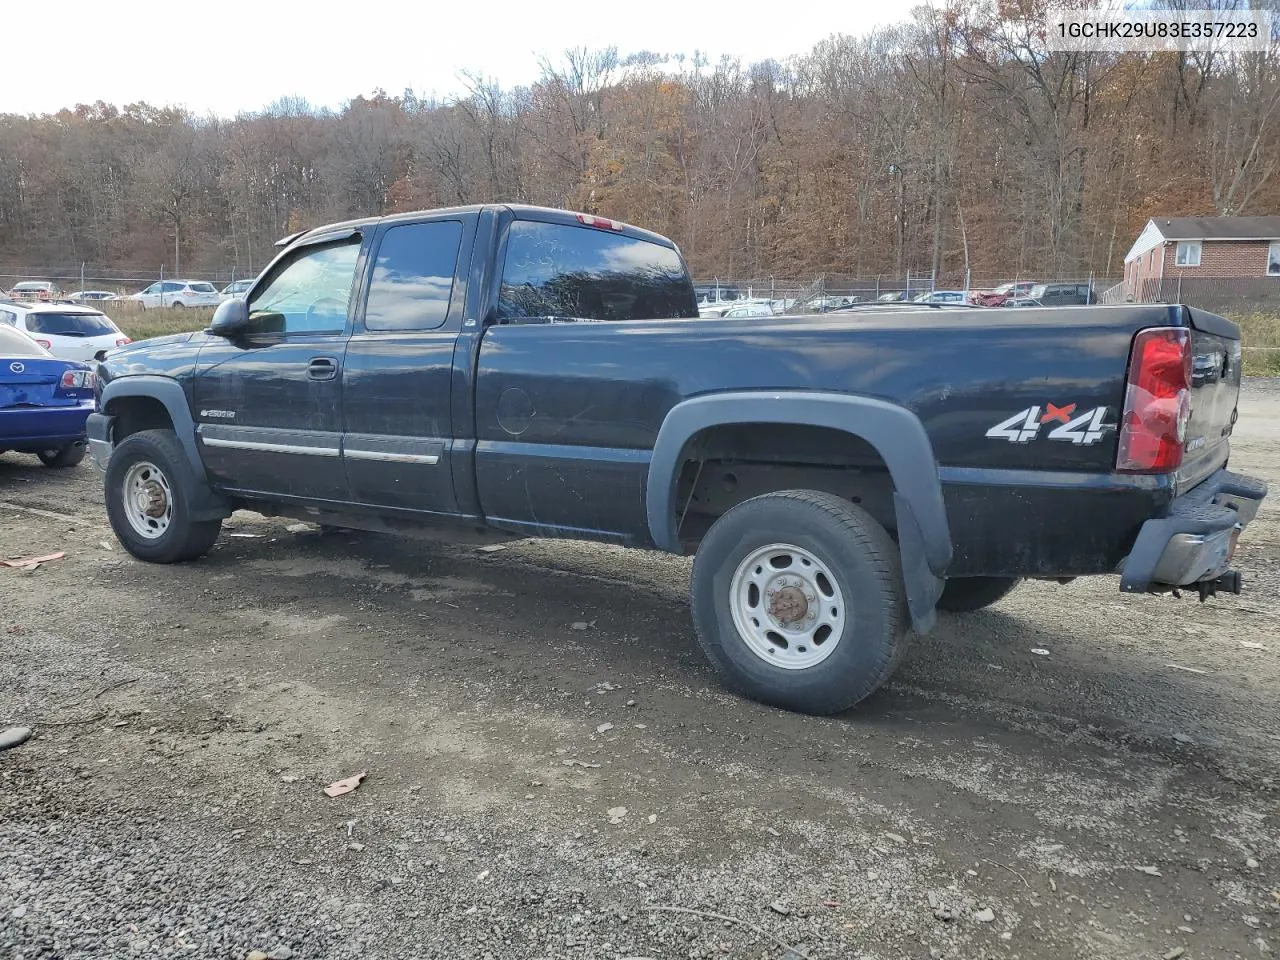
[894,493,943,634]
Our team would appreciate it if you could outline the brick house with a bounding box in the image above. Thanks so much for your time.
[1123,215,1280,299]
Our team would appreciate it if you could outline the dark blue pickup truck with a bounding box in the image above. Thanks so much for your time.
[88,204,1267,714]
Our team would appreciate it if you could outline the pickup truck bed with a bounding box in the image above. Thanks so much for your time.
[87,203,1268,716]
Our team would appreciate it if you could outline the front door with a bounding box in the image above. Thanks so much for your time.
[341,216,473,515]
[193,235,363,503]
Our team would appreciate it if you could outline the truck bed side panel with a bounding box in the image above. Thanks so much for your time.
[473,306,1181,547]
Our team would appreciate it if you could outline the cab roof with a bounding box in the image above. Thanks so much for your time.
[281,204,679,252]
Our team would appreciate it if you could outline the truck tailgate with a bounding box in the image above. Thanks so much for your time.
[1179,308,1243,491]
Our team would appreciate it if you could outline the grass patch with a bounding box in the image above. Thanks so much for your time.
[1230,312,1280,376]
[104,302,213,341]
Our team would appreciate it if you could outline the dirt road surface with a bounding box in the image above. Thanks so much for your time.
[2,382,1278,960]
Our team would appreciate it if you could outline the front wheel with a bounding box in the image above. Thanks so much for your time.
[170,300,185,309]
[38,442,86,468]
[690,490,908,715]
[936,576,1020,613]
[104,429,221,563]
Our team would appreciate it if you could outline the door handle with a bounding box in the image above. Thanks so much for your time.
[308,357,338,381]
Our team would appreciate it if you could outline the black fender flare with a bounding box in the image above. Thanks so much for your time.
[98,376,230,520]
[645,391,952,631]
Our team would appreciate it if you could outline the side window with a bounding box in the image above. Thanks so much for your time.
[162,281,182,293]
[363,221,463,332]
[0,309,14,326]
[495,220,697,323]
[1175,241,1201,267]
[248,240,360,335]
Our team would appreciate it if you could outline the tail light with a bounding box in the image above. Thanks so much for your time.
[575,213,623,230]
[116,337,132,346]
[35,338,52,349]
[1116,327,1192,473]
[60,370,96,389]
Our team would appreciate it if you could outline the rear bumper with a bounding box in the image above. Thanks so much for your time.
[1119,468,1267,592]
[0,403,93,449]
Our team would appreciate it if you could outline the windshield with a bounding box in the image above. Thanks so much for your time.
[24,311,117,337]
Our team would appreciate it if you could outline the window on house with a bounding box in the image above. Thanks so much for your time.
[1175,241,1202,267]
[1268,241,1280,277]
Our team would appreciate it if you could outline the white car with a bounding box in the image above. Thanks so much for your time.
[0,301,131,362]
[7,280,63,301]
[127,279,221,309]
[720,302,775,319]
[219,278,255,300]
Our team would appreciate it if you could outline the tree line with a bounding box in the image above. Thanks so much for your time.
[1,0,1277,286]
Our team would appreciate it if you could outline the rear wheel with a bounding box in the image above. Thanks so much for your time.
[936,576,1020,613]
[38,442,86,468]
[690,490,908,715]
[105,429,221,563]
[170,300,185,309]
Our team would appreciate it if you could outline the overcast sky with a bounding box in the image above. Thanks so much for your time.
[14,0,922,117]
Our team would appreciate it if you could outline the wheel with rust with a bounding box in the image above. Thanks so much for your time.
[690,489,909,715]
[104,429,221,563]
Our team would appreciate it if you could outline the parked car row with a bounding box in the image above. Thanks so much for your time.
[5,278,260,308]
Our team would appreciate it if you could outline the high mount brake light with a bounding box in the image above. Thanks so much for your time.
[1116,327,1192,473]
[575,213,623,231]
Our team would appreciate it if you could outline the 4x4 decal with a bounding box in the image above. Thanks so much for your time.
[986,404,1114,445]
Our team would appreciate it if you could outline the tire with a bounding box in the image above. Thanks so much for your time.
[104,429,221,563]
[690,490,908,715]
[936,576,1020,613]
[38,442,86,468]
[170,301,185,309]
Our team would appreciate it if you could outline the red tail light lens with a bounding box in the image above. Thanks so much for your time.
[1116,327,1192,473]
[35,338,52,349]
[116,337,132,346]
[59,370,96,389]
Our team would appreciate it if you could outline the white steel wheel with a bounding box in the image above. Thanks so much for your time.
[728,542,846,670]
[121,460,173,540]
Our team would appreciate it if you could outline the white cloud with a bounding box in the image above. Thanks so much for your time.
[16,0,920,116]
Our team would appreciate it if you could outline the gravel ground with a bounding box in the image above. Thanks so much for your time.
[2,382,1279,960]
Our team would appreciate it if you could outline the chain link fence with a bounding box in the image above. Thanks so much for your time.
[1102,276,1280,317]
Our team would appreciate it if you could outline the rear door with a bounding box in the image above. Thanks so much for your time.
[193,232,364,502]
[473,214,697,541]
[340,214,475,514]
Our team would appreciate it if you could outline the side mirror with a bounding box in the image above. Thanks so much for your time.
[207,297,250,338]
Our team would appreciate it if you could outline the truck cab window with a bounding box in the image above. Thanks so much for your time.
[248,240,360,335]
[495,220,697,324]
[364,221,463,331]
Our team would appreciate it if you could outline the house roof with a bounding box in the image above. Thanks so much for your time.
[1149,216,1280,241]
[1124,215,1280,263]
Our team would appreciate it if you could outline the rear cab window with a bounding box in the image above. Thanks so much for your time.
[24,312,117,336]
[495,219,697,324]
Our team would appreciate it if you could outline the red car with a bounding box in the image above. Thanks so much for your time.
[970,281,1038,307]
